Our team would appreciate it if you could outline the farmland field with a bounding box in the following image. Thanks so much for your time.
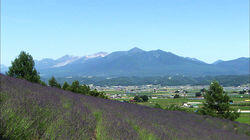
[134,98,250,124]
[110,88,250,125]
[137,98,203,107]
[236,114,250,125]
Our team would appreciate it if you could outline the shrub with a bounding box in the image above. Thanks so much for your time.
[154,103,162,109]
[133,95,149,102]
[134,96,143,102]
[195,92,202,97]
[140,95,149,102]
[174,94,180,98]
[165,105,192,112]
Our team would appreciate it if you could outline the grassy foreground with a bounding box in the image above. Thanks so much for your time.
[0,74,250,140]
[236,113,250,125]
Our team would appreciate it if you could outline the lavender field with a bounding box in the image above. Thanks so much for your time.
[0,74,250,140]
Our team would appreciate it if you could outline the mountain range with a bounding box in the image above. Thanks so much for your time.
[32,47,249,78]
[1,48,249,77]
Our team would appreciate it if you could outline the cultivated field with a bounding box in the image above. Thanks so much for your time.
[0,74,250,140]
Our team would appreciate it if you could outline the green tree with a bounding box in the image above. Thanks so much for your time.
[62,82,70,90]
[70,80,80,93]
[133,96,143,102]
[89,89,100,97]
[79,85,91,94]
[198,81,239,121]
[40,81,47,86]
[98,92,108,99]
[6,51,40,83]
[140,95,149,102]
[195,92,202,97]
[49,76,61,88]
[62,80,107,99]
[201,88,206,93]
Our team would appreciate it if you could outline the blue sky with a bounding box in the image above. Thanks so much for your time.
[1,0,249,66]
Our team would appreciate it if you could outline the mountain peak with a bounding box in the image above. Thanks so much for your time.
[128,47,144,53]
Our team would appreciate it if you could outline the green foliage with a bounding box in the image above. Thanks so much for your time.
[154,103,162,109]
[231,102,250,106]
[236,113,250,125]
[66,80,108,99]
[165,105,192,112]
[128,120,157,140]
[89,89,100,97]
[80,85,91,94]
[134,96,143,102]
[133,95,149,102]
[62,82,70,90]
[69,80,80,92]
[239,91,245,94]
[198,81,240,121]
[40,81,47,86]
[55,75,249,87]
[93,111,108,140]
[141,95,149,102]
[239,89,249,94]
[48,76,61,88]
[174,94,180,98]
[6,51,40,83]
[195,92,202,97]
[201,88,206,93]
[97,92,108,99]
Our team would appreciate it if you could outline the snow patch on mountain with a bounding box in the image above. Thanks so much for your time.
[86,52,108,59]
[53,57,80,67]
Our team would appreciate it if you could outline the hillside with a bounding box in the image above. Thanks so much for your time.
[214,57,250,74]
[36,48,249,77]
[0,74,250,140]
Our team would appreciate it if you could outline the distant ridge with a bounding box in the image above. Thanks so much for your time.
[33,48,249,77]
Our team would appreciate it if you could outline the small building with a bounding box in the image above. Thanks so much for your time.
[169,95,175,99]
[183,102,202,108]
[187,102,202,105]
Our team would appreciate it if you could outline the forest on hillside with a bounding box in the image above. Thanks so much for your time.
[46,75,250,87]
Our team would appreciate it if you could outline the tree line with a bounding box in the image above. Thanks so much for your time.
[48,76,107,99]
[48,75,250,87]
